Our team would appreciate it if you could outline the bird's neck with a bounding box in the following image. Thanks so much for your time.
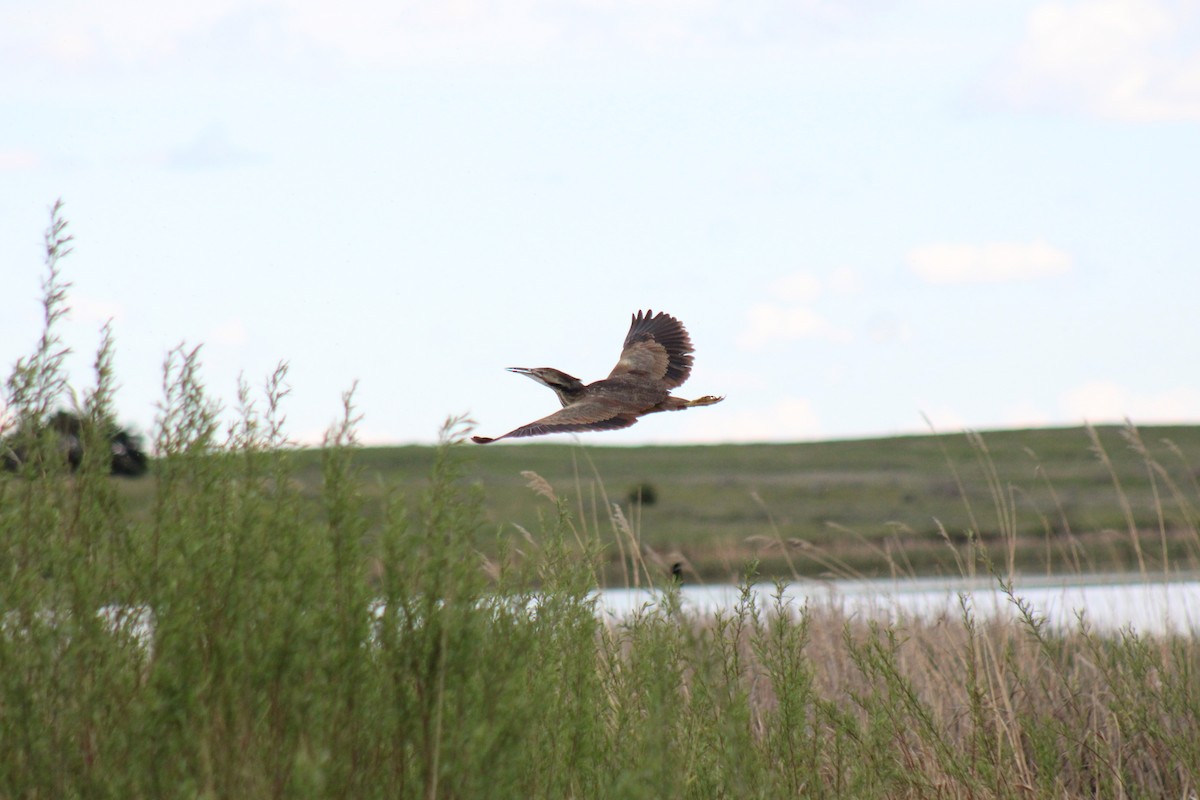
[549,374,586,407]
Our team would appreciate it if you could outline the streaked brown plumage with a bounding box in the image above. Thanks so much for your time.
[472,310,723,444]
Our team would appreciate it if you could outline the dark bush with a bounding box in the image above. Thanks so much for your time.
[626,481,658,507]
[2,410,148,477]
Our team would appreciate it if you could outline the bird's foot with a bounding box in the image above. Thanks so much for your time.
[689,395,724,407]
[471,436,496,444]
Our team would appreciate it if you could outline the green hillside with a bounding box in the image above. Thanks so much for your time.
[128,422,1200,583]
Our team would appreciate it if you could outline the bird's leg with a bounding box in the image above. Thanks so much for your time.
[686,395,724,407]
[646,395,724,414]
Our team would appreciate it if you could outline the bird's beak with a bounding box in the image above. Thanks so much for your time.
[506,367,533,375]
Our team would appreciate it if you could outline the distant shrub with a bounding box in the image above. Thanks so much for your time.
[2,410,148,477]
[626,481,658,506]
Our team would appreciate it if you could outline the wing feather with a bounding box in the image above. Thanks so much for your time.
[471,397,639,443]
[606,309,694,389]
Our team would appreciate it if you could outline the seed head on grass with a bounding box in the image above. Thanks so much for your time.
[521,470,557,503]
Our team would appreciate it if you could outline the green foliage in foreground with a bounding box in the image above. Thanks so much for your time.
[4,406,1200,798]
[4,204,1200,798]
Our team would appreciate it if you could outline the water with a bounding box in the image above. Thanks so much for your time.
[60,575,1199,648]
[598,574,1200,635]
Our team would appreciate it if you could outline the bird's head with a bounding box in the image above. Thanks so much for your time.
[507,367,583,392]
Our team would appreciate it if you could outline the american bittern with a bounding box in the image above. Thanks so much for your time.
[472,310,724,444]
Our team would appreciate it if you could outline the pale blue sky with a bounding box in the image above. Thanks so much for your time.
[3,1,1199,445]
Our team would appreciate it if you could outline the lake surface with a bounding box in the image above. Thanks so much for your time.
[82,573,1200,648]
[598,574,1200,635]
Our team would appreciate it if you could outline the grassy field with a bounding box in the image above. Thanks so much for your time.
[108,421,1200,584]
[5,205,1200,797]
[388,422,1200,581]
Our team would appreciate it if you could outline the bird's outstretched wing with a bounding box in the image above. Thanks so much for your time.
[471,398,639,444]
[606,310,694,389]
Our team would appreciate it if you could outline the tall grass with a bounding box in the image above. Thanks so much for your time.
[2,204,1199,797]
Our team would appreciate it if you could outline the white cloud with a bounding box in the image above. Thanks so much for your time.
[8,1,243,66]
[738,267,865,349]
[5,0,882,71]
[70,294,127,325]
[278,1,561,67]
[167,126,264,170]
[828,264,864,295]
[208,319,248,345]
[771,271,822,303]
[699,367,769,392]
[738,303,851,349]
[279,0,886,67]
[918,408,969,434]
[681,397,822,443]
[862,310,910,344]
[907,240,1073,285]
[990,0,1200,122]
[1059,380,1200,422]
[0,150,40,171]
[1002,402,1053,429]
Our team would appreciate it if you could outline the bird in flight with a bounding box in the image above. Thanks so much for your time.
[472,310,723,444]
